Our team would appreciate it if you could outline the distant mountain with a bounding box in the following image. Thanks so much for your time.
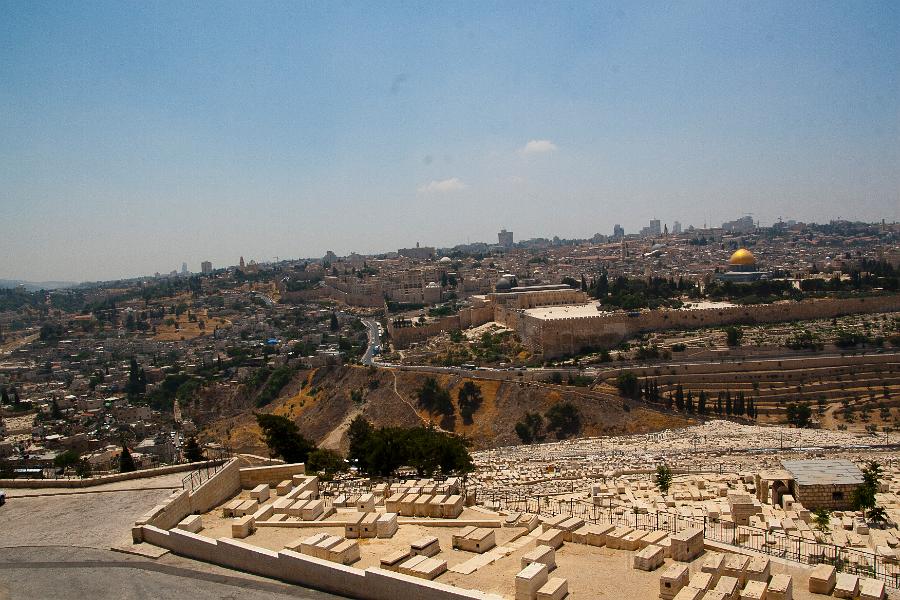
[0,279,79,291]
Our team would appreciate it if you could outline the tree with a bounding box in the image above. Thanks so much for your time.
[851,461,883,522]
[348,416,374,469]
[330,312,339,331]
[457,381,483,424]
[184,437,204,462]
[417,377,453,415]
[306,448,346,477]
[812,508,831,534]
[119,439,136,473]
[698,390,708,415]
[654,464,673,495]
[54,450,80,472]
[1,387,9,406]
[255,413,315,463]
[786,403,812,428]
[515,412,544,444]
[674,385,685,412]
[725,326,743,347]
[616,372,639,398]
[545,402,581,438]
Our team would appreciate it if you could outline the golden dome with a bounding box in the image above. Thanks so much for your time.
[729,248,756,266]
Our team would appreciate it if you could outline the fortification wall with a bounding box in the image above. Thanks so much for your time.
[388,305,493,349]
[238,463,305,487]
[532,295,900,358]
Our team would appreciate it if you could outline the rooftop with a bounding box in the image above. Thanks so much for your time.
[781,459,864,486]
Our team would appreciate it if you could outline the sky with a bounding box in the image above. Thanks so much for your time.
[1,1,898,282]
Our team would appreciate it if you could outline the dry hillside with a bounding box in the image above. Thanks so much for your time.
[201,365,692,455]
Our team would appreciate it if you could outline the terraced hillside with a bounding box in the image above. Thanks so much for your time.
[202,365,692,455]
[595,352,900,430]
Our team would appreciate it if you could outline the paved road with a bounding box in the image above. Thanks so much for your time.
[360,318,381,366]
[0,474,342,600]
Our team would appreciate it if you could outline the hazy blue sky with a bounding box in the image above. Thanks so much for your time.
[1,1,898,282]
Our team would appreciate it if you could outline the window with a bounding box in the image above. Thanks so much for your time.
[832,491,843,501]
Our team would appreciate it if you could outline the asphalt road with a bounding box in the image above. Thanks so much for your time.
[0,476,343,600]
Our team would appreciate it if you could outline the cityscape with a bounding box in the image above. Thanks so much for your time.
[2,2,900,600]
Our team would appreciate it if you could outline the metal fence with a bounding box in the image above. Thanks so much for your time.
[480,490,900,590]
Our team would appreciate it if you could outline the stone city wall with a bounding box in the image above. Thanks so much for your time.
[139,525,500,600]
[528,294,900,358]
[388,304,493,349]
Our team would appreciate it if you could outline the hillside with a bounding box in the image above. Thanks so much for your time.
[200,365,692,455]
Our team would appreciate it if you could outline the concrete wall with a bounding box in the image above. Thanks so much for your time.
[139,525,499,600]
[239,463,305,488]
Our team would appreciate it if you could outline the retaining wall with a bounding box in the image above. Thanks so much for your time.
[139,525,500,600]
[238,463,305,487]
[0,460,221,489]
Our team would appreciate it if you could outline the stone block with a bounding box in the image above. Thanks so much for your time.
[385,492,404,514]
[722,554,750,586]
[859,578,885,600]
[586,523,615,547]
[355,493,375,512]
[745,557,769,583]
[455,528,496,553]
[641,529,669,549]
[176,515,203,533]
[740,580,767,600]
[767,574,792,600]
[249,484,270,503]
[413,494,434,517]
[633,544,665,571]
[272,497,293,514]
[441,495,464,518]
[312,535,343,560]
[516,562,549,600]
[397,554,429,576]
[671,528,704,562]
[672,587,705,600]
[703,592,728,600]
[300,499,324,521]
[410,535,440,557]
[701,552,725,581]
[833,573,859,599]
[380,549,411,571]
[807,564,835,595]
[535,528,565,550]
[522,544,556,571]
[428,494,448,518]
[536,577,567,600]
[688,571,714,592]
[275,480,292,495]
[659,562,690,600]
[714,575,739,600]
[296,532,329,555]
[409,557,447,580]
[231,515,254,539]
[541,514,568,532]
[620,529,648,551]
[222,498,243,518]
[376,512,398,538]
[344,512,366,539]
[605,526,634,550]
[326,539,360,565]
[398,493,418,516]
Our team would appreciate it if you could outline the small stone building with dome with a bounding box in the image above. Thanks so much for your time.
[716,248,768,283]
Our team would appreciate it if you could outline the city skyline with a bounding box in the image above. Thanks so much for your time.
[2,1,899,282]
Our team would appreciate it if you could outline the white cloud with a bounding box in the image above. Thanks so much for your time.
[417,177,468,194]
[519,139,558,155]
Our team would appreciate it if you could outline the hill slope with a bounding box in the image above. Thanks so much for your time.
[202,366,693,455]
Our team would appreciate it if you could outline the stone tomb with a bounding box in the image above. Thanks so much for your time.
[659,563,690,600]
[516,562,549,600]
[739,580,767,600]
[536,577,568,600]
[410,535,440,557]
[670,528,704,562]
[767,574,792,600]
[521,545,556,571]
[807,564,835,595]
[632,543,665,571]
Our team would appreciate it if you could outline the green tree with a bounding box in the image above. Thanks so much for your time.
[306,448,346,477]
[0,387,8,406]
[515,412,544,444]
[786,403,812,428]
[457,381,483,424]
[255,413,315,463]
[545,402,581,438]
[119,439,136,473]
[851,461,883,521]
[812,508,831,533]
[330,312,339,331]
[616,372,639,398]
[54,450,80,472]
[654,464,673,495]
[184,437,204,462]
[725,326,743,347]
[417,377,453,415]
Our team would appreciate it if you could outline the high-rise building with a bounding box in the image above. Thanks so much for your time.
[181,262,188,275]
[201,261,213,274]
[498,229,514,248]
[673,221,682,234]
[649,219,661,236]
[613,224,625,239]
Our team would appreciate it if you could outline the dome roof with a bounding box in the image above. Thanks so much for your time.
[495,277,512,290]
[439,256,451,263]
[729,248,756,266]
